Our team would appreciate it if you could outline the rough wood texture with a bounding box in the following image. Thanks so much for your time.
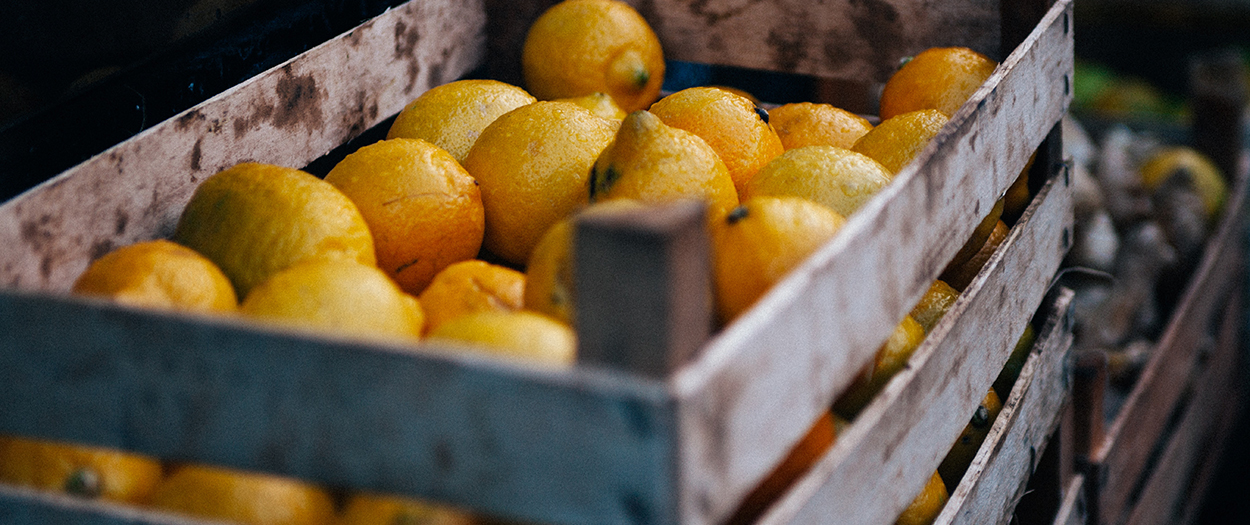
[575,201,712,377]
[671,2,1072,522]
[935,287,1075,525]
[754,165,1072,525]
[1088,168,1249,525]
[1053,475,1089,525]
[0,292,678,525]
[0,0,486,293]
[1123,289,1244,525]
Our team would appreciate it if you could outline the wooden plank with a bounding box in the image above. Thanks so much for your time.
[752,159,1073,525]
[0,0,487,293]
[1124,289,1244,525]
[1091,168,1250,525]
[1053,475,1089,525]
[0,483,210,525]
[482,0,1002,87]
[670,2,1072,522]
[934,288,1075,525]
[0,293,678,525]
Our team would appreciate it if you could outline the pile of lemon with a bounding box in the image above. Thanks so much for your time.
[23,0,1046,524]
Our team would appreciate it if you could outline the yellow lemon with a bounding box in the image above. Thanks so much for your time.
[0,434,163,504]
[554,91,628,122]
[150,464,335,525]
[240,259,424,341]
[908,280,960,334]
[834,316,926,419]
[895,471,949,525]
[324,138,484,295]
[938,389,1003,489]
[940,219,1009,292]
[746,145,893,217]
[650,87,785,195]
[174,162,374,298]
[590,110,739,223]
[338,492,475,525]
[769,102,874,151]
[418,259,526,335]
[1140,146,1228,221]
[522,0,665,113]
[72,239,236,313]
[427,310,576,367]
[850,109,949,174]
[462,101,616,265]
[711,196,846,324]
[387,79,536,163]
[880,47,998,120]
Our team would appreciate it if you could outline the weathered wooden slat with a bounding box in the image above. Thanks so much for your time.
[0,0,486,292]
[670,2,1072,522]
[1090,168,1250,525]
[752,158,1072,525]
[0,293,678,525]
[1053,475,1089,525]
[935,287,1075,525]
[0,483,211,525]
[1123,288,1244,525]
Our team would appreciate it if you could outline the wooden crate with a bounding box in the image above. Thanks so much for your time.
[0,0,1074,523]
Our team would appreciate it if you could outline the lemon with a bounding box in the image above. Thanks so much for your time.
[769,102,874,151]
[174,162,375,298]
[650,87,784,196]
[0,434,163,504]
[908,280,960,334]
[72,239,237,313]
[522,0,665,113]
[834,316,926,418]
[851,109,950,174]
[240,259,424,341]
[879,47,998,120]
[427,310,576,367]
[1140,146,1228,221]
[324,138,484,295]
[338,492,475,525]
[151,464,336,525]
[895,471,949,525]
[418,259,526,335]
[938,389,1003,489]
[463,101,617,265]
[746,145,893,217]
[387,79,536,163]
[590,110,739,223]
[711,196,846,324]
[554,91,628,122]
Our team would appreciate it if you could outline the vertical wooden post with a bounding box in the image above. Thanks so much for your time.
[1072,348,1107,525]
[574,200,713,377]
[1190,49,1248,183]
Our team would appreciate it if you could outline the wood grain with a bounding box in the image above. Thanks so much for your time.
[0,0,486,293]
[673,3,1072,521]
[1053,475,1089,525]
[1090,168,1249,525]
[935,287,1074,525]
[753,163,1072,525]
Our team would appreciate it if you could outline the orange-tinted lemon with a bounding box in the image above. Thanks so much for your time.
[895,470,949,525]
[746,145,893,217]
[240,259,424,341]
[727,412,837,525]
[590,110,739,222]
[879,47,998,120]
[938,389,1003,489]
[834,316,926,418]
[941,219,1009,291]
[324,138,484,295]
[993,324,1037,399]
[650,87,784,195]
[850,109,949,174]
[72,239,236,313]
[174,162,375,298]
[909,280,960,334]
[522,0,665,113]
[427,310,576,367]
[417,260,526,335]
[1003,152,1037,223]
[150,464,335,525]
[711,196,846,324]
[769,102,874,151]
[386,79,536,163]
[338,492,475,525]
[0,434,163,504]
[462,101,616,265]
